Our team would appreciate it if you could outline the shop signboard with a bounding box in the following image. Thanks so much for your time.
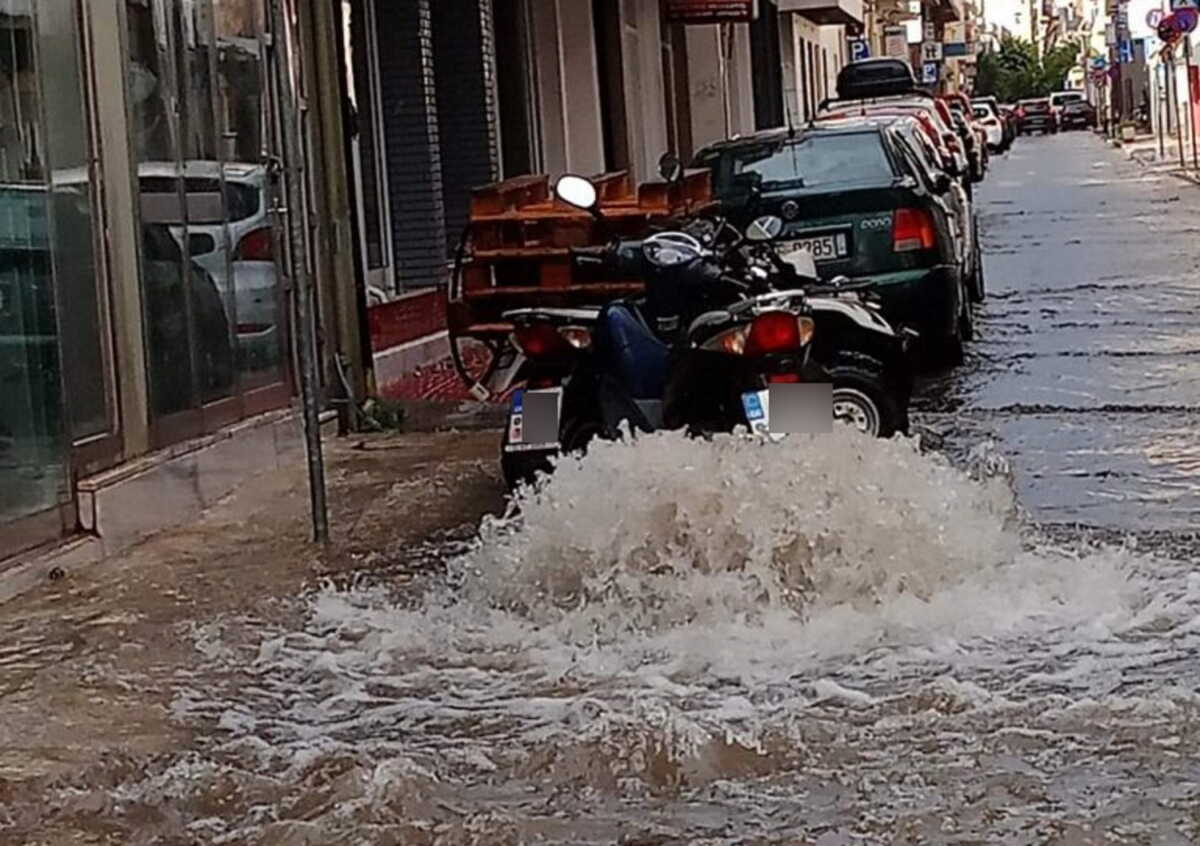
[665,0,757,23]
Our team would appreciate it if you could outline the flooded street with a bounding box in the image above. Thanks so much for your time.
[9,135,1200,844]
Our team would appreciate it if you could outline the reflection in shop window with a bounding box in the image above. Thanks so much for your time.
[0,1,64,537]
[125,0,285,426]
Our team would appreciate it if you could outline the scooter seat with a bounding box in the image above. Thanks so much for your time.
[594,303,670,400]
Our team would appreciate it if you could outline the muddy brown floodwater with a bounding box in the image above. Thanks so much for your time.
[6,136,1200,846]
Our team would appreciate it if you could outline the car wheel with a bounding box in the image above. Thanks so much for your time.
[960,288,975,342]
[969,228,986,303]
[828,362,906,438]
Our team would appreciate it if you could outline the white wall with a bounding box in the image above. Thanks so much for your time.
[685,23,757,149]
[528,0,606,177]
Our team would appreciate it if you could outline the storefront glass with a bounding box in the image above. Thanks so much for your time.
[124,0,287,441]
[1,0,109,557]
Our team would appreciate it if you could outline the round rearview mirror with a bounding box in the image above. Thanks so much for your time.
[555,175,598,211]
[658,152,684,184]
[746,215,784,242]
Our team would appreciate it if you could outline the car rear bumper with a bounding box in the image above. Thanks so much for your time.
[852,265,962,341]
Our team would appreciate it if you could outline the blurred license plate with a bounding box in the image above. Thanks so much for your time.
[741,390,771,435]
[505,388,562,452]
[779,232,848,262]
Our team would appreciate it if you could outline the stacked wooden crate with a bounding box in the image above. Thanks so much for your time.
[446,168,717,394]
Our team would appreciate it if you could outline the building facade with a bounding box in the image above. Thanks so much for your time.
[1,0,362,569]
[349,0,863,392]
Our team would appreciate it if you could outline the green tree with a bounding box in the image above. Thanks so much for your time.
[973,36,1085,100]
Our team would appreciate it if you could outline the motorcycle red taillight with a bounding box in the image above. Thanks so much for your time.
[745,312,810,357]
[234,227,274,261]
[513,324,572,358]
[893,208,936,252]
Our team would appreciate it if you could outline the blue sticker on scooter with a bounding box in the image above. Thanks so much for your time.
[742,392,765,421]
[512,389,524,413]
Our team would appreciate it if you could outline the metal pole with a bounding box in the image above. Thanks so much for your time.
[1160,61,1167,158]
[272,0,330,544]
[1173,53,1187,169]
[1187,36,1199,170]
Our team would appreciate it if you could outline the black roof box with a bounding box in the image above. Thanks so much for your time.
[836,58,918,100]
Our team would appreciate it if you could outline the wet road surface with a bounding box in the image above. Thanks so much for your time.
[917,133,1200,532]
[8,133,1200,845]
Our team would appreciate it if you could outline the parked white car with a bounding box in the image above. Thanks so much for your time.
[972,104,1004,149]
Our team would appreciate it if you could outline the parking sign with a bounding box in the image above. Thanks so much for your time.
[849,38,869,61]
[922,62,939,84]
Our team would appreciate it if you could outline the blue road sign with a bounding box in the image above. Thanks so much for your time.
[1119,39,1134,62]
[922,62,939,84]
[849,38,870,61]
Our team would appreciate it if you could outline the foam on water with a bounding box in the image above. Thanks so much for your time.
[34,428,1200,843]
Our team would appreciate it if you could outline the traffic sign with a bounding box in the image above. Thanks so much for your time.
[1175,7,1198,29]
[1118,39,1134,62]
[921,41,943,62]
[1148,9,1164,27]
[849,38,870,61]
[922,62,939,84]
[1171,0,1198,10]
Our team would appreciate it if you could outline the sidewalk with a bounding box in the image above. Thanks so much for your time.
[0,428,504,842]
[1118,132,1200,185]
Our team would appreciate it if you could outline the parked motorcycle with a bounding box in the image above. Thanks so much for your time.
[499,174,915,490]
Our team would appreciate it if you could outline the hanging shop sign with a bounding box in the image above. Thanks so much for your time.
[665,0,758,23]
[884,26,908,58]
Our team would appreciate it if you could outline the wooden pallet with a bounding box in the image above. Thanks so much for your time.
[446,168,718,398]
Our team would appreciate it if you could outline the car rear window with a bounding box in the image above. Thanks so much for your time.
[1023,101,1050,112]
[1052,93,1084,105]
[139,176,261,224]
[712,132,895,195]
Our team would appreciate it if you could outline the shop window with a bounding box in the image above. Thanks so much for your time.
[1,0,117,558]
[124,0,289,447]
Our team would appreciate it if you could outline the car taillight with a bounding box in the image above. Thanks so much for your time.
[511,324,591,358]
[745,313,815,357]
[768,373,803,383]
[893,208,936,252]
[234,227,274,261]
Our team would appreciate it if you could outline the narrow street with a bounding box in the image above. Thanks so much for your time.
[7,135,1200,845]
[918,133,1200,534]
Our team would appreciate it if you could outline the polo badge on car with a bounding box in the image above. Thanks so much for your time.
[781,200,800,220]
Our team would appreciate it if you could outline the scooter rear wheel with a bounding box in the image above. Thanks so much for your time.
[828,362,906,438]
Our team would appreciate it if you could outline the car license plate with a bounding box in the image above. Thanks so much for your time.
[779,232,848,262]
[505,387,563,452]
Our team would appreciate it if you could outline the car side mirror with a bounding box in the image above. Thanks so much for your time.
[934,172,953,193]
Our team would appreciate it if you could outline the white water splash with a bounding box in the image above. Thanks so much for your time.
[76,429,1200,842]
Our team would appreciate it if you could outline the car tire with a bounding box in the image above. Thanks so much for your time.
[969,225,986,302]
[828,361,906,439]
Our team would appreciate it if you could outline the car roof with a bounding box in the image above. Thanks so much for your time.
[692,122,887,158]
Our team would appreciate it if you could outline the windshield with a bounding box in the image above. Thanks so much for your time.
[1052,93,1084,105]
[709,132,896,197]
[1022,101,1050,112]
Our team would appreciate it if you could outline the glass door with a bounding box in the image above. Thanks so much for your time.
[1,0,116,559]
[123,0,292,449]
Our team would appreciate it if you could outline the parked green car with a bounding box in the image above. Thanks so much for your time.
[691,114,983,366]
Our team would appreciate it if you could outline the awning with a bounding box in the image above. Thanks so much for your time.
[778,0,864,26]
